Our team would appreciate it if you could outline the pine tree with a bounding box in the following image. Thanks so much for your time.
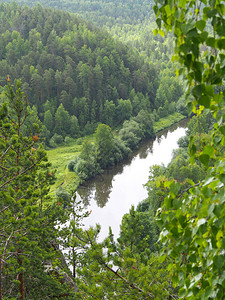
[0,80,75,299]
[75,207,175,299]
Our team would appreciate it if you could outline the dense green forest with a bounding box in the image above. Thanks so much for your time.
[1,0,225,299]
[0,2,185,147]
[0,3,160,142]
[1,0,177,70]
[1,0,155,26]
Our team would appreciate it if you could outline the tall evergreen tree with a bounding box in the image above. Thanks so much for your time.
[0,80,75,299]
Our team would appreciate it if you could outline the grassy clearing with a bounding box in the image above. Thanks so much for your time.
[154,112,186,133]
[47,135,95,194]
[47,143,81,195]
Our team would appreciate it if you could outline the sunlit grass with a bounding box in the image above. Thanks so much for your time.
[154,112,185,133]
[47,136,93,193]
[47,143,81,194]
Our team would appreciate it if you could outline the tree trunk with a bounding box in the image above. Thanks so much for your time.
[17,250,25,300]
[72,246,76,278]
[0,259,3,300]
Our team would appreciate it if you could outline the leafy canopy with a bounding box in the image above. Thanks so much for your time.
[154,0,225,299]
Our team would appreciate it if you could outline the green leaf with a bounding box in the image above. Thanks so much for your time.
[213,255,225,269]
[165,197,172,209]
[199,154,210,166]
[206,9,218,17]
[192,286,200,296]
[179,215,187,228]
[191,273,202,285]
[205,85,214,96]
[153,5,158,15]
[179,287,186,298]
[170,181,181,196]
[153,28,158,36]
[192,84,203,97]
[178,0,186,9]
[187,28,198,38]
[217,38,225,50]
[197,218,207,227]
[195,20,206,31]
[198,95,211,108]
[208,203,215,215]
[219,174,225,184]
[219,125,225,135]
[165,5,171,17]
[205,286,214,298]
[156,18,161,28]
[203,145,215,158]
[213,134,222,145]
[158,29,165,37]
[181,21,195,34]
[216,25,225,37]
[202,186,212,199]
[206,37,216,47]
[158,254,167,263]
[214,205,221,217]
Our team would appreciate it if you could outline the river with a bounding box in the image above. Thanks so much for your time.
[77,119,188,241]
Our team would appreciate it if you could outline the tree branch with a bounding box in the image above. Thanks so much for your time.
[103,263,155,298]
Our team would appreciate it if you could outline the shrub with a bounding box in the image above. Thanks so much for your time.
[68,160,76,172]
[64,136,74,144]
[49,133,64,147]
[76,138,83,145]
[73,156,102,182]
[112,137,131,164]
[119,120,143,150]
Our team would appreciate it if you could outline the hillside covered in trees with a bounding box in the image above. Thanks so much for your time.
[0,3,161,138]
[1,0,155,26]
[0,2,185,147]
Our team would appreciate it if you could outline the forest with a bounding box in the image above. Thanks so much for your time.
[0,1,185,146]
[0,0,225,299]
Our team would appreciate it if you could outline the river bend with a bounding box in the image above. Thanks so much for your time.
[77,120,188,241]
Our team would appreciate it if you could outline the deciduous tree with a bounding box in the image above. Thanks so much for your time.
[154,0,225,298]
[95,124,114,168]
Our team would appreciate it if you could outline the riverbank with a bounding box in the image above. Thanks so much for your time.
[79,123,188,241]
[154,112,186,133]
[47,112,186,196]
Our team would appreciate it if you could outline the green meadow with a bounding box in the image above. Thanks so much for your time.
[47,143,81,195]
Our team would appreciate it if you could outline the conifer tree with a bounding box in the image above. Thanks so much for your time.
[0,80,75,299]
[75,206,175,299]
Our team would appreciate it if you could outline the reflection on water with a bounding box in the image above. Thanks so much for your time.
[79,172,113,208]
[78,119,188,208]
[77,119,188,240]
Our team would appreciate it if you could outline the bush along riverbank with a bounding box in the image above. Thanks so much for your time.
[65,111,186,188]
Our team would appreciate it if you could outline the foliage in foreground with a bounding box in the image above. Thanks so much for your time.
[68,207,176,299]
[153,0,225,298]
